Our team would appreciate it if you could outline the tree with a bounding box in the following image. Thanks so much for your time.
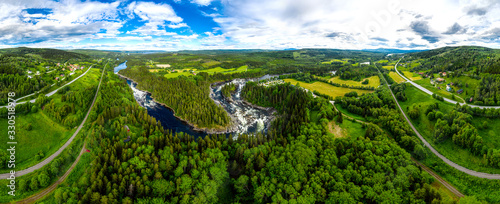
[30,177,39,191]
[337,112,343,124]
[38,173,50,187]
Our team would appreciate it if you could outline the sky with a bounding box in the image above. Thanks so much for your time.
[0,0,499,51]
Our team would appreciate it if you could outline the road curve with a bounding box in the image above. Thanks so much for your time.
[380,59,500,179]
[0,62,106,179]
[1,65,95,108]
[394,57,500,109]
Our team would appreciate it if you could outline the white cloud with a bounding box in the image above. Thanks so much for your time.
[207,0,500,49]
[191,0,214,7]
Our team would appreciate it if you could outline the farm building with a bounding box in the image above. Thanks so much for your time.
[457,89,464,94]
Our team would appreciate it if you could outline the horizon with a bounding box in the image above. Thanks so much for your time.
[0,0,499,51]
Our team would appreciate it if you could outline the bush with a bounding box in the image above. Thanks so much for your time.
[362,79,369,84]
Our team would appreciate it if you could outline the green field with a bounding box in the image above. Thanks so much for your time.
[321,59,348,64]
[401,71,422,81]
[283,78,373,98]
[328,75,380,87]
[399,84,500,174]
[164,65,249,78]
[389,71,405,83]
[0,112,76,173]
[382,65,394,70]
[0,68,100,173]
[413,78,466,103]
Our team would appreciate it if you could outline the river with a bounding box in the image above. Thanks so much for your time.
[114,61,275,138]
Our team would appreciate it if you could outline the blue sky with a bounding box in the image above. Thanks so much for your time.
[0,0,499,50]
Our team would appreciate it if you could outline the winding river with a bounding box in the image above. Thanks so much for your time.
[114,62,275,138]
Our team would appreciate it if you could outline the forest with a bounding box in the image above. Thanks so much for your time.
[39,69,450,204]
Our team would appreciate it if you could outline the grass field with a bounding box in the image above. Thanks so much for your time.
[202,61,221,67]
[328,75,380,87]
[321,59,348,64]
[401,71,422,81]
[327,118,365,139]
[0,68,100,173]
[399,84,500,174]
[413,78,466,103]
[389,72,406,83]
[382,65,394,70]
[163,66,249,78]
[0,112,76,173]
[283,78,373,98]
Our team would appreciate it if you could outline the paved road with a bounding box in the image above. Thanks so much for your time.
[0,63,106,179]
[394,57,500,109]
[16,143,88,204]
[1,65,94,108]
[331,99,466,196]
[381,59,500,180]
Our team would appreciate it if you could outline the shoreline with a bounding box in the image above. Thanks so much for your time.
[116,72,238,134]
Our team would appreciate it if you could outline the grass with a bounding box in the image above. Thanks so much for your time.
[413,78,466,103]
[0,68,100,173]
[321,59,348,64]
[328,75,380,87]
[338,118,366,139]
[472,117,500,150]
[163,66,249,78]
[401,71,422,81]
[399,84,500,174]
[202,61,221,67]
[283,78,374,99]
[389,72,405,83]
[0,112,76,173]
[382,65,394,70]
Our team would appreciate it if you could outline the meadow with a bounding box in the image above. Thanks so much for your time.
[283,78,373,98]
[401,70,423,81]
[0,68,101,173]
[163,65,249,78]
[389,71,405,83]
[399,84,500,174]
[328,75,380,87]
[413,78,466,103]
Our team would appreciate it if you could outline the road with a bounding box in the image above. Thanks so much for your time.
[394,57,500,109]
[380,59,500,180]
[1,65,94,108]
[16,143,88,204]
[0,63,106,179]
[331,100,464,197]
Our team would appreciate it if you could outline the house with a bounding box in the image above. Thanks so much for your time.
[442,72,447,76]
[457,89,464,94]
[418,72,424,75]
[360,62,370,65]
[61,74,64,77]
[36,71,40,75]
[470,98,473,102]
[435,78,445,83]
[46,66,50,69]
[55,77,59,80]
[27,70,32,74]
[27,75,32,79]
[446,85,452,92]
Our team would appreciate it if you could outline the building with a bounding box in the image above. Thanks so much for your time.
[435,78,445,83]
[457,89,464,94]
[360,62,370,65]
[442,72,447,76]
[446,84,452,92]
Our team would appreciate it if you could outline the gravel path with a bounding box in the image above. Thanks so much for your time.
[0,63,106,179]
